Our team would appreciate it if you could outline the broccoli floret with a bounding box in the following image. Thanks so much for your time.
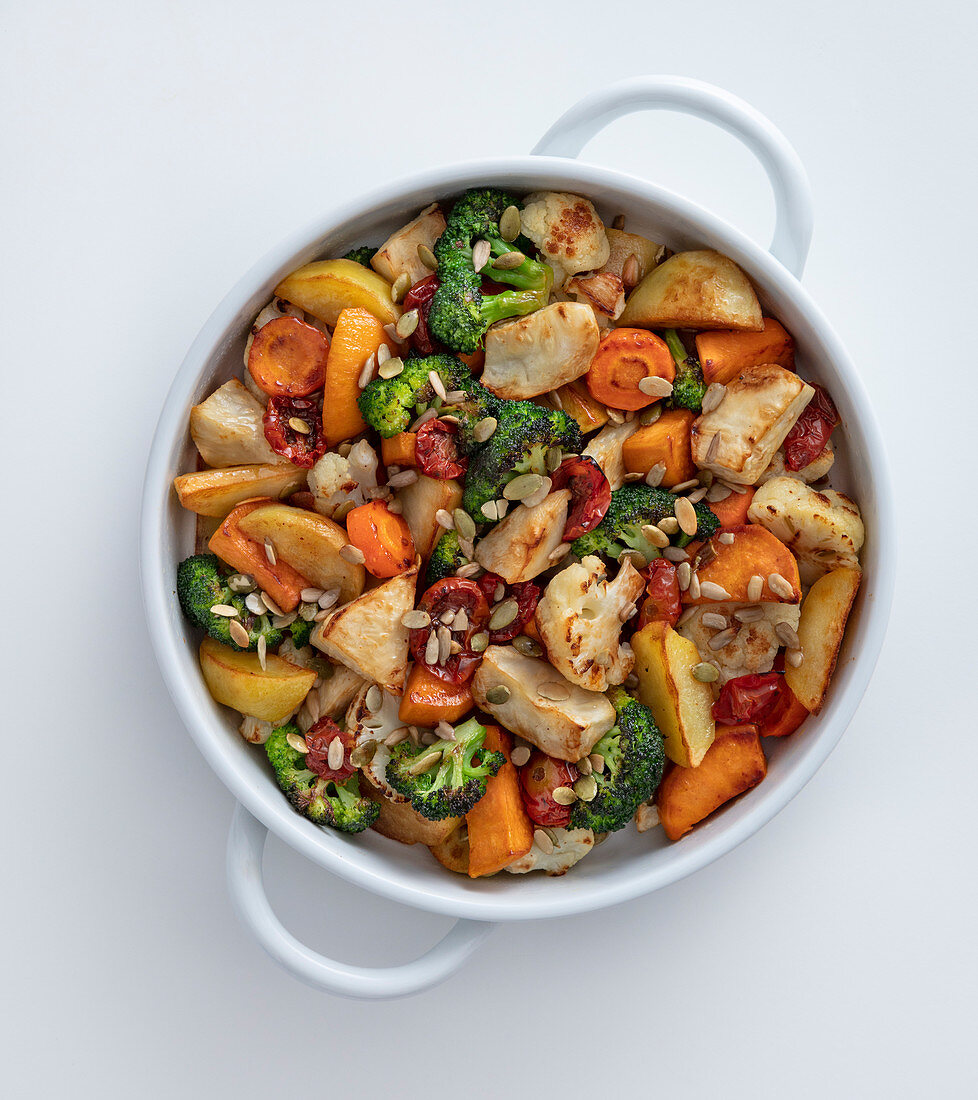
[425,530,469,587]
[343,246,377,265]
[265,725,379,833]
[428,189,553,354]
[176,554,283,651]
[462,401,583,519]
[571,688,665,833]
[663,329,707,412]
[385,717,505,820]
[357,353,474,438]
[570,484,720,561]
[289,618,313,649]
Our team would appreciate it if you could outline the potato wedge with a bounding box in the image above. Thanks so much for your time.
[236,503,365,603]
[190,379,286,468]
[173,463,307,517]
[555,379,610,435]
[684,525,801,605]
[598,227,664,284]
[198,636,316,722]
[274,258,400,328]
[359,774,461,846]
[632,621,715,768]
[396,475,463,562]
[429,823,470,874]
[656,725,767,840]
[618,249,763,332]
[784,566,861,713]
[370,203,446,287]
[310,567,417,695]
[474,490,571,584]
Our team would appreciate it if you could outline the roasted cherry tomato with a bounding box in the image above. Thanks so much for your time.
[783,383,839,471]
[247,316,329,397]
[403,274,443,355]
[550,455,612,541]
[415,417,467,479]
[712,673,784,726]
[409,578,490,684]
[263,395,328,468]
[304,718,356,783]
[477,572,541,644]
[519,750,579,828]
[636,559,682,629]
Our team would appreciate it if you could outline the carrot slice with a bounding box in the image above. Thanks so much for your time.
[682,524,801,606]
[457,347,485,374]
[466,725,534,878]
[585,328,675,410]
[381,432,418,468]
[398,664,473,726]
[207,498,309,612]
[247,316,329,397]
[322,307,397,447]
[345,500,416,578]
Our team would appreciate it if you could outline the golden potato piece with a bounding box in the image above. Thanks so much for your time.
[618,249,763,332]
[359,775,461,846]
[198,636,316,722]
[173,463,307,517]
[274,258,400,328]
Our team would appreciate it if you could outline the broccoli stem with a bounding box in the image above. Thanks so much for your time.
[663,328,689,366]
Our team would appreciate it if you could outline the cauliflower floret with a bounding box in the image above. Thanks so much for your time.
[239,715,274,744]
[307,440,379,519]
[520,191,610,281]
[505,827,594,875]
[536,556,646,691]
[345,683,409,803]
[748,477,864,582]
[277,638,315,668]
[757,440,835,485]
[677,602,801,684]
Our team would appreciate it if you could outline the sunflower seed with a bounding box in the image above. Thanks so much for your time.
[747,574,765,602]
[387,498,404,514]
[472,416,497,443]
[209,604,239,617]
[503,472,544,501]
[286,731,309,754]
[671,479,699,494]
[775,621,801,649]
[686,486,708,504]
[645,462,667,487]
[227,573,256,594]
[675,496,699,537]
[768,572,795,600]
[687,573,701,600]
[677,605,698,626]
[692,662,719,682]
[717,532,735,546]
[409,407,438,432]
[677,561,692,590]
[658,516,679,534]
[489,599,519,632]
[387,469,418,489]
[548,543,572,564]
[378,355,404,380]
[533,828,555,855]
[318,589,340,610]
[424,630,440,665]
[537,681,570,701]
[271,612,297,628]
[391,272,411,303]
[522,476,552,509]
[499,205,522,243]
[420,731,438,746]
[440,609,456,626]
[287,416,310,436]
[401,610,431,630]
[709,626,739,650]
[351,740,379,767]
[707,483,732,503]
[786,648,805,668]
[472,239,491,272]
[734,605,765,623]
[589,752,605,773]
[444,390,467,406]
[339,544,366,565]
[512,635,543,658]
[493,250,525,270]
[300,587,324,603]
[700,581,732,601]
[470,631,490,653]
[417,243,437,270]
[384,727,410,748]
[705,432,722,464]
[436,625,451,664]
[305,691,321,724]
[435,720,456,742]
[622,253,640,289]
[409,749,443,775]
[435,508,454,530]
[550,389,565,411]
[357,354,376,390]
[701,612,729,631]
[701,382,727,414]
[662,546,688,562]
[313,609,332,622]
[456,562,482,579]
[229,619,250,647]
[263,538,277,565]
[573,775,598,802]
[606,406,624,424]
[552,785,577,806]
[260,591,284,616]
[485,684,511,705]
[480,500,498,521]
[623,472,644,483]
[426,371,447,403]
[639,405,662,427]
[323,736,343,771]
[638,375,673,398]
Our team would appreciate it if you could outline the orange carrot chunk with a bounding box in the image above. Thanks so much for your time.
[322,307,397,447]
[695,318,795,386]
[345,500,416,578]
[398,664,474,727]
[247,316,329,397]
[708,485,755,528]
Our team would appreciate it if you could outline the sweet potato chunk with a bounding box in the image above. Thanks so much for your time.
[656,725,767,841]
[466,726,534,878]
[684,524,801,605]
[621,408,696,488]
[695,318,795,385]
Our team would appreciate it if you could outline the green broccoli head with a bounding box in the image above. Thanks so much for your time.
[357,353,474,438]
[177,554,284,651]
[425,530,470,587]
[570,484,720,561]
[461,401,583,519]
[265,725,379,834]
[428,189,552,354]
[385,717,505,820]
[571,688,666,833]
[342,246,377,266]
[663,328,707,412]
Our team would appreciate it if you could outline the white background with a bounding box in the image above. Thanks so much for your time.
[3,2,976,1096]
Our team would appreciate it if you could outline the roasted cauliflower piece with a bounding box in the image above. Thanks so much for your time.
[505,827,595,876]
[474,490,571,584]
[298,663,367,733]
[189,378,286,468]
[520,191,610,281]
[748,477,864,582]
[583,420,640,491]
[536,556,646,691]
[307,441,379,519]
[345,682,410,803]
[677,602,801,684]
[757,440,835,484]
[370,202,446,286]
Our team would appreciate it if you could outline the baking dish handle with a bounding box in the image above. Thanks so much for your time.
[532,75,813,277]
[226,802,495,999]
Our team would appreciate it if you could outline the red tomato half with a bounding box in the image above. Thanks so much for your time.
[519,750,579,828]
[712,673,784,726]
[409,578,490,684]
[477,572,541,644]
[304,719,356,783]
[550,455,612,541]
[636,559,682,629]
[403,274,442,355]
[263,395,328,468]
[415,418,467,479]
[783,384,838,471]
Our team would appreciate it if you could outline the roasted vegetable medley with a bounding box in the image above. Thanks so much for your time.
[173,188,865,874]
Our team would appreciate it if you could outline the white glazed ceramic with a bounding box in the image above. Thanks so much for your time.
[141,76,895,999]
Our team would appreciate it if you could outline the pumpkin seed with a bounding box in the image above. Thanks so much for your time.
[692,662,719,683]
[470,631,490,653]
[260,591,284,616]
[641,523,670,549]
[786,648,805,668]
[351,740,379,767]
[573,775,598,802]
[499,205,522,242]
[552,785,577,806]
[589,752,605,773]
[545,446,563,473]
[513,635,542,658]
[339,544,366,565]
[286,731,309,754]
[493,250,525,270]
[577,756,593,776]
[481,500,498,521]
[378,355,404,379]
[534,828,555,855]
[391,272,411,304]
[639,405,662,427]
[537,681,570,702]
[644,462,667,487]
[511,745,532,767]
[485,684,511,705]
[521,476,552,509]
[408,749,443,775]
[209,604,239,617]
[229,619,250,647]
[453,508,476,541]
[674,496,699,537]
[365,684,383,713]
[401,610,431,629]
[227,574,256,594]
[473,416,497,443]
[503,472,544,501]
[489,599,519,632]
[417,243,437,270]
[638,375,673,398]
